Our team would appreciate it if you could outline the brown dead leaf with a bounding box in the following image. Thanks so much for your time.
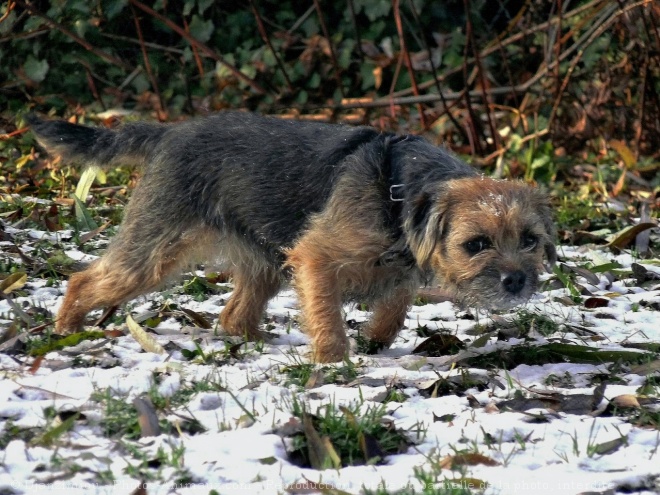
[629,359,660,375]
[133,397,161,437]
[44,204,62,231]
[609,139,636,168]
[129,485,147,495]
[304,369,325,389]
[228,341,246,359]
[79,221,111,244]
[438,453,500,469]
[413,334,465,356]
[568,265,601,285]
[103,329,124,338]
[0,321,19,345]
[499,393,598,415]
[610,395,640,409]
[359,431,385,464]
[339,405,358,428]
[607,223,657,250]
[303,414,340,470]
[29,355,45,374]
[373,66,382,90]
[276,416,303,437]
[584,297,609,309]
[466,394,481,408]
[179,308,212,329]
[611,168,626,196]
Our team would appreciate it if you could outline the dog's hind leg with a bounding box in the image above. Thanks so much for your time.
[55,219,218,335]
[219,267,281,340]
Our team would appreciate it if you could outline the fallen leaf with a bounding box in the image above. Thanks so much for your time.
[499,393,597,415]
[610,395,640,409]
[584,297,609,309]
[438,453,500,469]
[126,314,165,354]
[413,334,464,356]
[29,331,106,356]
[591,436,628,456]
[607,222,657,250]
[629,359,660,375]
[359,431,385,464]
[304,369,325,389]
[29,355,45,374]
[339,405,358,428]
[79,221,111,244]
[133,397,161,437]
[609,139,636,168]
[179,308,212,329]
[0,272,27,294]
[611,168,626,196]
[303,414,340,470]
[569,265,601,285]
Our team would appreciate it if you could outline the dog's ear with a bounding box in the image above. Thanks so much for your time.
[405,190,450,268]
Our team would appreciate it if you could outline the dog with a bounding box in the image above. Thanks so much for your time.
[27,111,556,363]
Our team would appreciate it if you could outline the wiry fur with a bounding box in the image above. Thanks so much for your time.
[28,111,556,363]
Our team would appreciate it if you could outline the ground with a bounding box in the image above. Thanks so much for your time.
[0,197,659,495]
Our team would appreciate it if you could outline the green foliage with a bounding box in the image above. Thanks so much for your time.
[28,330,106,356]
[1,0,595,119]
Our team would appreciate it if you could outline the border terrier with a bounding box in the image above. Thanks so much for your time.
[27,112,556,363]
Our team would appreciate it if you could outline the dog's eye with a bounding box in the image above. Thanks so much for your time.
[521,232,538,250]
[464,236,492,255]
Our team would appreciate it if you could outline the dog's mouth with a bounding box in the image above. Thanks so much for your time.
[451,272,538,311]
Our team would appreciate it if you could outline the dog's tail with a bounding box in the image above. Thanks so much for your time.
[26,114,167,169]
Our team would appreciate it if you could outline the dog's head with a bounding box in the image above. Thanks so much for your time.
[404,177,556,309]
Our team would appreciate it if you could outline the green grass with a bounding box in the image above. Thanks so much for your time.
[280,358,360,387]
[510,310,560,337]
[287,398,415,469]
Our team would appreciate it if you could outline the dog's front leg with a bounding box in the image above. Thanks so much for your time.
[287,249,348,363]
[363,285,413,348]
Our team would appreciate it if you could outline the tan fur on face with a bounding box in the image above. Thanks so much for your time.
[416,177,556,309]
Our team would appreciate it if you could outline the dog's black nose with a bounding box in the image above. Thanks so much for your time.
[502,270,526,294]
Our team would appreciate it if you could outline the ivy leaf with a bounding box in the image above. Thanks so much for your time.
[189,15,214,43]
[198,0,214,15]
[183,0,195,16]
[23,56,49,83]
[104,0,128,20]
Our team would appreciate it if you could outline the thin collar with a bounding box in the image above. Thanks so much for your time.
[386,134,409,202]
[377,134,417,269]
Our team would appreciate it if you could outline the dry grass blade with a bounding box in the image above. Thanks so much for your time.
[302,414,340,470]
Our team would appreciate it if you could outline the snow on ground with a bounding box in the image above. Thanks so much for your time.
[1,232,659,494]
